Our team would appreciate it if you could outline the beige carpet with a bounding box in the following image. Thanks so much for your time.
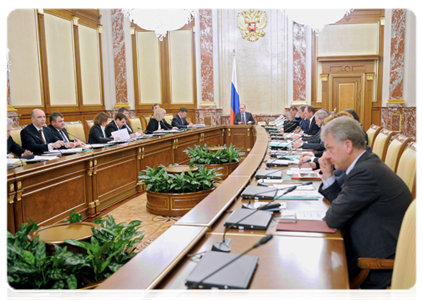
[105,193,181,251]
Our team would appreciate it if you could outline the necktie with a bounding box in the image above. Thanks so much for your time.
[60,130,69,142]
[241,113,245,123]
[39,129,46,144]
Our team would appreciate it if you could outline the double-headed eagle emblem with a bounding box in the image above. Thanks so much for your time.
[237,9,268,42]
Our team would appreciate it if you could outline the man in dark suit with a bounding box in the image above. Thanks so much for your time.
[105,113,129,137]
[118,107,144,138]
[296,105,309,132]
[7,118,32,158]
[20,109,66,155]
[292,109,328,150]
[234,104,255,125]
[290,106,301,121]
[172,107,193,129]
[302,105,320,136]
[48,112,83,147]
[318,116,412,289]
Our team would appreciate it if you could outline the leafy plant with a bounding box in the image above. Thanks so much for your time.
[65,215,144,283]
[7,221,86,289]
[61,208,82,224]
[183,144,241,165]
[138,164,221,193]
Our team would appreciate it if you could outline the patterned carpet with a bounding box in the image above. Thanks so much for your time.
[105,193,181,251]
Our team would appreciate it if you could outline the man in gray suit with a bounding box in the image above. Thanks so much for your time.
[318,116,412,289]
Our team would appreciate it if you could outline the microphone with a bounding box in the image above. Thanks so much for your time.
[266,158,311,168]
[189,234,273,289]
[67,131,97,151]
[281,122,298,133]
[212,185,294,252]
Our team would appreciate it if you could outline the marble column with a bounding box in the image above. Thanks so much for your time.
[109,9,130,117]
[195,9,222,125]
[7,52,20,125]
[291,22,307,106]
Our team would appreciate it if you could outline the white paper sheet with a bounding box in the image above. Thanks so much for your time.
[111,128,130,140]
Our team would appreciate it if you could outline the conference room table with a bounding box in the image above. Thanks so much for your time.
[97,126,349,290]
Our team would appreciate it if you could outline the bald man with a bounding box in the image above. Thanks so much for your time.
[20,109,67,155]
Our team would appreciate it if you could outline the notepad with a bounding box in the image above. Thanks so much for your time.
[276,220,336,233]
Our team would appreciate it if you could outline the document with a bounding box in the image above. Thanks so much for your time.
[281,210,327,221]
[27,155,60,162]
[44,148,84,155]
[111,128,130,140]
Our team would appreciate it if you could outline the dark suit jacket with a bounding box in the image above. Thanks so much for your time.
[171,114,189,128]
[301,140,325,151]
[104,121,129,138]
[48,125,73,142]
[7,136,25,157]
[234,112,255,125]
[123,122,134,133]
[319,152,412,289]
[20,124,61,155]
[145,118,172,134]
[88,124,113,144]
[299,118,309,132]
[304,116,320,136]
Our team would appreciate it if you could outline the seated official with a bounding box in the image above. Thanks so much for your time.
[293,105,309,133]
[290,106,301,121]
[292,110,328,151]
[48,112,84,147]
[145,108,178,134]
[318,116,412,289]
[20,109,65,155]
[172,107,193,129]
[88,112,120,144]
[105,113,129,138]
[301,105,320,136]
[7,118,32,158]
[117,107,144,138]
[234,104,255,125]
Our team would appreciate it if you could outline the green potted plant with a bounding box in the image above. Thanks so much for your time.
[183,143,241,179]
[138,164,221,216]
[8,211,145,290]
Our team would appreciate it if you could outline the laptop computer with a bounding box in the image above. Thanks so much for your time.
[241,185,278,200]
[185,251,258,289]
[224,208,273,230]
[255,169,283,179]
[266,159,290,167]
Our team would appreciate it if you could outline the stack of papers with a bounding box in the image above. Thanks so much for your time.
[193,124,206,128]
[27,155,60,162]
[44,148,84,155]
[281,210,327,221]
[7,158,25,167]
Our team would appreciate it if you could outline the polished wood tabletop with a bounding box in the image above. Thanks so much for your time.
[156,233,349,289]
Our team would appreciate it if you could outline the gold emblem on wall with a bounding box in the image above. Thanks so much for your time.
[237,9,268,42]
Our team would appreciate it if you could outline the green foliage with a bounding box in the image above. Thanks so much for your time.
[138,164,222,193]
[8,214,145,289]
[183,144,241,165]
[65,215,144,283]
[62,208,82,224]
[7,221,86,289]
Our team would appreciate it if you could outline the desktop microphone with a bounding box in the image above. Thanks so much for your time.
[281,122,298,133]
[66,131,98,151]
[31,133,64,157]
[189,234,273,289]
[212,185,294,253]
[266,158,311,168]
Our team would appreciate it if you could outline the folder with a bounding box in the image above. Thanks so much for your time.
[276,220,336,233]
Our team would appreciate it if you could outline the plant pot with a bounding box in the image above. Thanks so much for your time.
[5,280,104,300]
[146,187,215,216]
[203,161,240,180]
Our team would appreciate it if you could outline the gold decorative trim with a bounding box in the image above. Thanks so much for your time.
[89,160,93,168]
[37,9,44,15]
[7,105,18,112]
[17,181,22,190]
[192,24,195,33]
[87,169,93,176]
[9,194,15,204]
[380,17,385,26]
[290,100,308,105]
[237,9,268,42]
[9,183,15,193]
[97,25,102,34]
[366,74,375,81]
[114,102,131,108]
[94,159,97,166]
[199,101,216,107]
[387,99,406,104]
[72,16,79,26]
[130,27,135,35]
[321,74,328,82]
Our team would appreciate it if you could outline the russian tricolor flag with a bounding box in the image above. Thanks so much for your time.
[230,57,240,125]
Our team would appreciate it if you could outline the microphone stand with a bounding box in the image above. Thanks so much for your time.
[189,234,273,289]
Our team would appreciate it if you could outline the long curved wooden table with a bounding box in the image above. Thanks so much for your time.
[95,126,349,290]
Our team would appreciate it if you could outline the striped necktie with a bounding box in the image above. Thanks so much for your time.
[60,130,69,142]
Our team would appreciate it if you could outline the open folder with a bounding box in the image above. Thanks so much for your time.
[276,220,336,233]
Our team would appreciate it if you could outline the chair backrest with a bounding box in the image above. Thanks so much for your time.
[391,200,416,289]
[65,121,86,143]
[396,143,416,197]
[366,124,382,149]
[10,127,23,147]
[142,115,151,130]
[164,114,173,125]
[86,120,94,129]
[372,128,395,161]
[384,134,411,172]
[129,117,143,132]
[107,118,113,124]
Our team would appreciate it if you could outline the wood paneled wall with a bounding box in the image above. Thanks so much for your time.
[8,9,105,138]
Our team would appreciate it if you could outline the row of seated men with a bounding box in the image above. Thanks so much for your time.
[275,108,413,289]
[7,104,195,157]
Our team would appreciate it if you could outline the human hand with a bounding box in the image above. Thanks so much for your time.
[52,140,65,149]
[65,142,75,148]
[318,152,334,180]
